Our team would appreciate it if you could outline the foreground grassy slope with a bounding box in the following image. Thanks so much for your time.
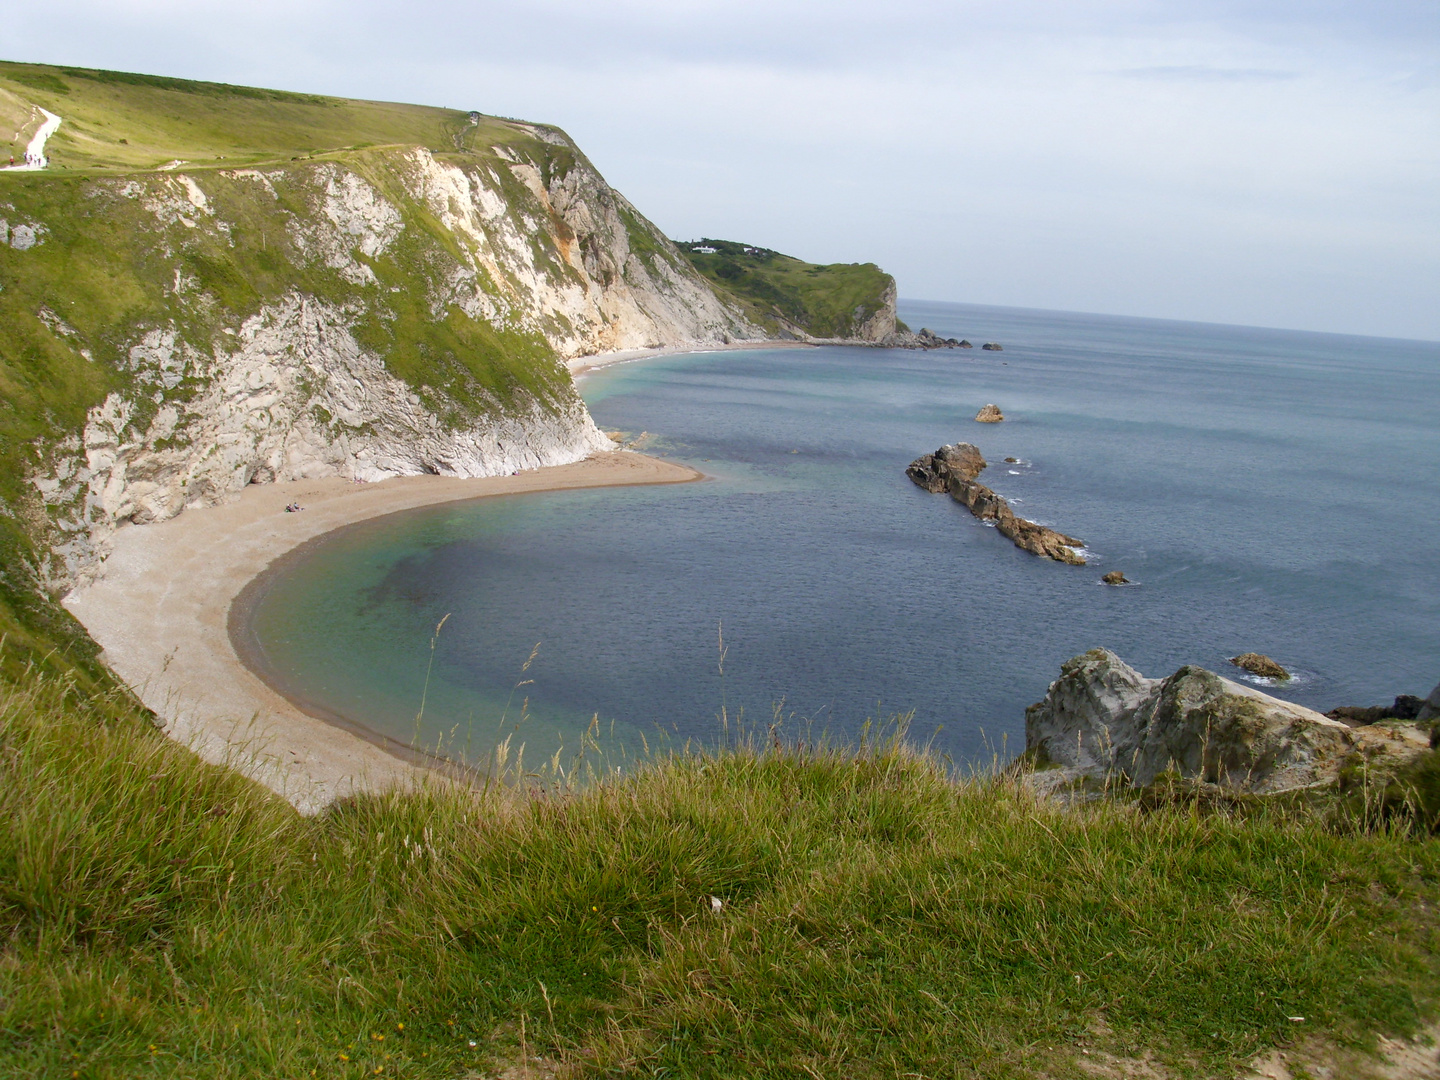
[2,671,1437,1079]
[677,238,899,339]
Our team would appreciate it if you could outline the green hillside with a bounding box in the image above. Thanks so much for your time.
[0,60,537,173]
[3,675,1438,1079]
[677,238,900,339]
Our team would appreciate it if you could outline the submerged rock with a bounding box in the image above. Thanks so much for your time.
[1024,649,1432,797]
[1101,571,1129,585]
[1229,653,1290,680]
[974,403,1005,423]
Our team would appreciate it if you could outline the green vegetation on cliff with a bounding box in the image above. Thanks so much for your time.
[0,60,630,676]
[2,675,1438,1079]
[677,238,898,340]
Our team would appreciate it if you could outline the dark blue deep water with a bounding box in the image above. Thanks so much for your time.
[241,301,1440,767]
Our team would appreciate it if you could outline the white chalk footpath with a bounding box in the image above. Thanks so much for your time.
[3,107,61,171]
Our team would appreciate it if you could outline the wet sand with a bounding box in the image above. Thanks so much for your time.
[63,451,701,814]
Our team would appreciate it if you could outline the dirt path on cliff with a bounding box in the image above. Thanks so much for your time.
[2,105,60,170]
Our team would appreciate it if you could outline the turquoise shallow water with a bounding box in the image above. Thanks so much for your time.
[239,301,1440,767]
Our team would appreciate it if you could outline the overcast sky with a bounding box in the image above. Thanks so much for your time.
[3,1,1437,339]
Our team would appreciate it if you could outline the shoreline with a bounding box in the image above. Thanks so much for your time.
[63,451,702,814]
[567,339,814,378]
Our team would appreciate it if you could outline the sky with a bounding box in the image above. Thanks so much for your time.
[2,1,1437,340]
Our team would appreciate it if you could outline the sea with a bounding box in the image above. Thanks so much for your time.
[236,300,1440,770]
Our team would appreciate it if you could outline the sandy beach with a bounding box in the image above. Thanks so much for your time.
[567,338,813,377]
[64,451,701,815]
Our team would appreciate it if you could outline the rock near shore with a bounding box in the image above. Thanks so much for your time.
[974,404,1004,423]
[1229,652,1290,680]
[1025,649,1433,798]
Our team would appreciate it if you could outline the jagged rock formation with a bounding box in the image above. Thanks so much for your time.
[1024,649,1433,797]
[1101,571,1129,585]
[974,404,1004,423]
[1230,653,1290,680]
[906,443,1086,564]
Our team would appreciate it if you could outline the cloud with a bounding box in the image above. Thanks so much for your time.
[1,0,1436,338]
[1116,65,1299,80]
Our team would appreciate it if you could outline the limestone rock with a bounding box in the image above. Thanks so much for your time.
[1230,653,1290,680]
[974,403,1005,423]
[1419,682,1440,722]
[1024,649,1432,797]
[1102,571,1129,585]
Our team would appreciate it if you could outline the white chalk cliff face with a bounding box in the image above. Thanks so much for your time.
[29,135,764,591]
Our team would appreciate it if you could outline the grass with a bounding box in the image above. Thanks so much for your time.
[0,60,531,173]
[2,665,1437,1079]
[676,238,894,339]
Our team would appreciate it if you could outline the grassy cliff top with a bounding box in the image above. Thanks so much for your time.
[1,671,1437,1078]
[676,238,897,340]
[0,59,550,173]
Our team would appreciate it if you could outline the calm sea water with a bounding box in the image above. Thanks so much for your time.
[239,301,1440,767]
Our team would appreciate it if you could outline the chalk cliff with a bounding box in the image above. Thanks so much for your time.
[6,128,765,591]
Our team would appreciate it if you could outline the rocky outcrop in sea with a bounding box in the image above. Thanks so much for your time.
[886,327,965,350]
[906,442,1086,564]
[1229,652,1290,680]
